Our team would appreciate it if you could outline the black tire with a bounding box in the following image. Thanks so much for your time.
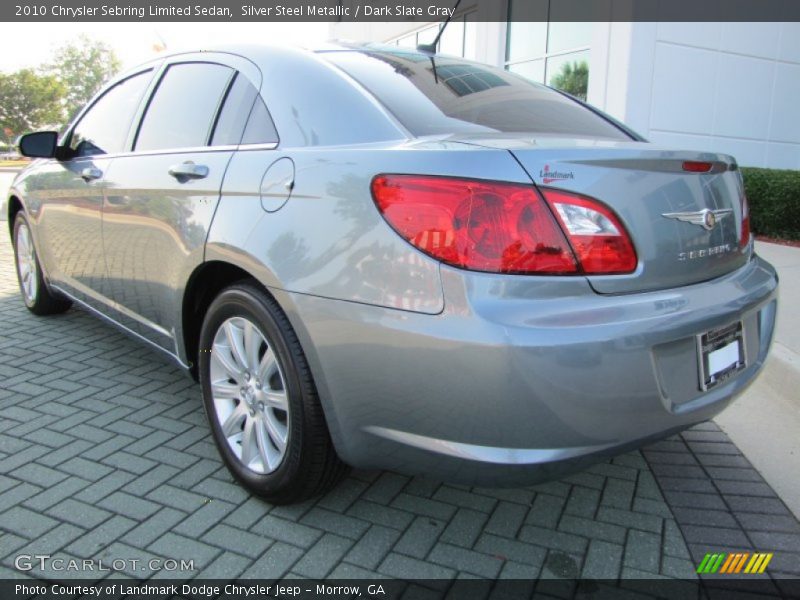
[198,281,348,504]
[12,212,72,316]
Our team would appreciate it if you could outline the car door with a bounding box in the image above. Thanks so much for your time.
[101,56,261,354]
[33,69,153,306]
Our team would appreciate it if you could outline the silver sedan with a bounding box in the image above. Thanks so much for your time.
[7,43,778,502]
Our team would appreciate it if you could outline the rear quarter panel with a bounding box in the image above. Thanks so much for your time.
[207,140,534,313]
[207,139,536,461]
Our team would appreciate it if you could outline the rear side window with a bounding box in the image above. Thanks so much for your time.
[211,74,278,146]
[136,62,233,151]
[325,50,629,140]
[241,98,278,145]
[69,70,152,157]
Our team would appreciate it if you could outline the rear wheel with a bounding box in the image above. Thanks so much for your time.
[12,212,72,315]
[198,281,347,503]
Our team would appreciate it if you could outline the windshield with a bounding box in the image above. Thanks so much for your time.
[323,48,630,140]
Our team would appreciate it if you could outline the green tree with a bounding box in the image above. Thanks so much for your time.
[44,34,121,122]
[0,69,66,140]
[550,60,589,101]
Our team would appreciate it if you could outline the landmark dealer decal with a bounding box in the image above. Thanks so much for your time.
[540,164,575,184]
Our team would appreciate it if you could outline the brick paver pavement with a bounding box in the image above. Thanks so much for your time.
[1,232,798,591]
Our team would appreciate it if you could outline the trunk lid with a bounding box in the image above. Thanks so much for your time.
[455,135,750,294]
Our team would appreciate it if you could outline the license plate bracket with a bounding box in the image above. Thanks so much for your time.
[697,321,746,391]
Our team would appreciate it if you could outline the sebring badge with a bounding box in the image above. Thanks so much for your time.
[678,243,732,261]
[661,208,733,231]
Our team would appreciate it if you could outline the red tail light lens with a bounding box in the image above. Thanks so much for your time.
[371,175,637,275]
[740,194,751,248]
[371,175,577,274]
[540,188,638,274]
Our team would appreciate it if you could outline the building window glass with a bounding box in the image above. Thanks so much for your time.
[439,19,465,56]
[507,21,546,62]
[508,59,544,85]
[505,0,591,100]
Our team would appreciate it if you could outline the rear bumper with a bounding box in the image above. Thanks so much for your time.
[283,255,778,486]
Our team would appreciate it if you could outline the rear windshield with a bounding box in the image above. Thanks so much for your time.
[324,49,630,140]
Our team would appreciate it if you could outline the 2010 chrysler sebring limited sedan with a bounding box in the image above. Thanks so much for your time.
[8,43,778,503]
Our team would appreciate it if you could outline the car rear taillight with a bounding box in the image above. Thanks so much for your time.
[740,194,751,248]
[370,175,637,275]
[539,188,638,274]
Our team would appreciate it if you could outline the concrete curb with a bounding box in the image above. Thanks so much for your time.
[764,342,800,396]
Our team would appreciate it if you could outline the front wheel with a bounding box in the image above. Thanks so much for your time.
[12,212,72,315]
[198,281,347,504]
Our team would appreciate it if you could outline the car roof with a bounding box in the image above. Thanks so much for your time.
[134,40,436,66]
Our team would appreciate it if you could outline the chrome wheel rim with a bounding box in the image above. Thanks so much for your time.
[210,316,289,474]
[15,222,38,304]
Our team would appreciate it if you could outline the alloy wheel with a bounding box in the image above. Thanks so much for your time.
[209,316,290,474]
[15,221,38,304]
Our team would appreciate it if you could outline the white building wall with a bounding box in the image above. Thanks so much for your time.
[599,22,800,169]
[330,22,418,45]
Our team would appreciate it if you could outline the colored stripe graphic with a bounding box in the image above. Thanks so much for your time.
[734,553,750,573]
[697,553,726,573]
[720,553,737,573]
[744,553,774,574]
[696,553,713,573]
[698,552,772,574]
[720,553,751,573]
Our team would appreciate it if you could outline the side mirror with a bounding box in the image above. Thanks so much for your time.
[18,131,58,159]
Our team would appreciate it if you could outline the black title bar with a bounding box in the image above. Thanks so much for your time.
[4,0,800,22]
[5,577,800,599]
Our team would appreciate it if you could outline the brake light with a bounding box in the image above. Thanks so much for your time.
[740,194,751,248]
[370,175,637,275]
[682,161,713,173]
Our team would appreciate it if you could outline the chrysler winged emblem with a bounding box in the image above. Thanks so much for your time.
[661,208,733,231]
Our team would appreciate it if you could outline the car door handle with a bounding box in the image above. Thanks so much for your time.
[80,167,102,182]
[168,162,209,180]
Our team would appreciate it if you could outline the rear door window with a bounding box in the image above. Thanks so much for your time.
[135,62,233,151]
[324,49,630,140]
[68,70,152,157]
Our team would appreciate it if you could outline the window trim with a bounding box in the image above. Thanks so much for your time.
[208,71,241,146]
[50,142,280,163]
